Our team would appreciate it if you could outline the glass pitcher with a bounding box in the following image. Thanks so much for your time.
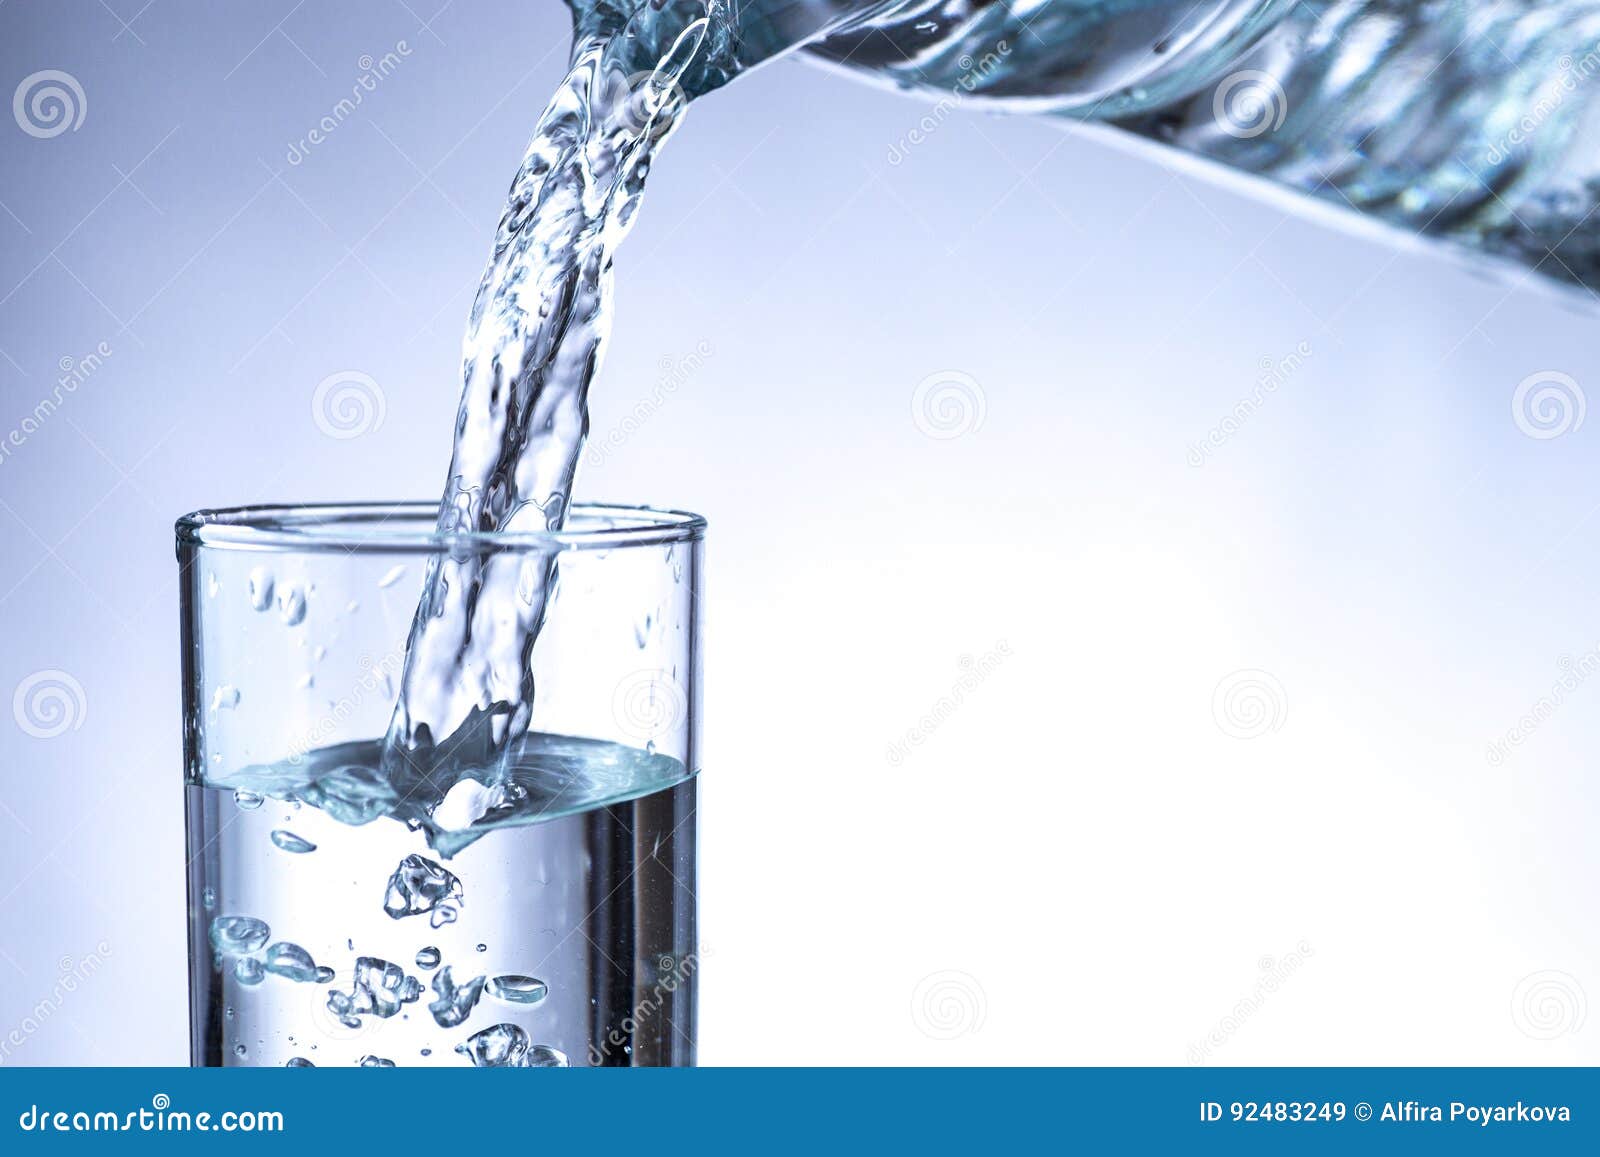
[576,0,1600,294]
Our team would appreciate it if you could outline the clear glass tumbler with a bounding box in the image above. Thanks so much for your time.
[176,503,702,1068]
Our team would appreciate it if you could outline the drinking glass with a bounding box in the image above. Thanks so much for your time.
[176,502,702,1067]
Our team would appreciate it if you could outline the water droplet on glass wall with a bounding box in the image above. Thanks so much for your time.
[247,568,275,611]
[278,585,307,626]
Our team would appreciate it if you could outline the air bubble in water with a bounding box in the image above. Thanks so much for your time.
[332,956,423,1021]
[415,947,441,970]
[427,966,486,1028]
[234,1044,247,1057]
[233,789,263,811]
[270,829,317,854]
[247,568,274,611]
[286,1057,314,1067]
[209,915,270,956]
[525,1044,570,1068]
[456,1023,530,1068]
[234,957,265,985]
[201,886,216,910]
[383,854,463,923]
[263,941,322,982]
[486,975,548,1005]
[359,1055,396,1068]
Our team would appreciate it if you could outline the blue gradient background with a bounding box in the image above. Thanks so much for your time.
[1,1,1597,1064]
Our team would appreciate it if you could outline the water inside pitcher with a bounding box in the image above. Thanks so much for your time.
[575,0,1600,294]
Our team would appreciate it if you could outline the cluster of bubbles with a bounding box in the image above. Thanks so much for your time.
[217,848,567,1067]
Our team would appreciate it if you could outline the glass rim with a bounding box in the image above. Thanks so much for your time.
[175,501,706,554]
